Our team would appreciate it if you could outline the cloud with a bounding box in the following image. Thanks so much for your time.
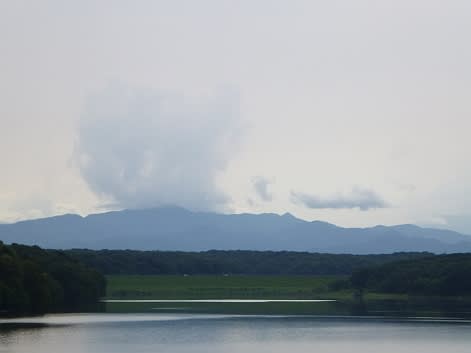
[75,84,243,212]
[2,194,55,222]
[439,214,471,235]
[252,176,273,202]
[424,216,448,226]
[291,187,387,211]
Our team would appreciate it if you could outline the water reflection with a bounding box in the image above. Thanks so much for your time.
[1,314,471,353]
[103,297,471,318]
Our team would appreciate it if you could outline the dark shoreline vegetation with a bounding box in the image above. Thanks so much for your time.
[0,242,105,316]
[3,243,471,317]
[351,253,471,296]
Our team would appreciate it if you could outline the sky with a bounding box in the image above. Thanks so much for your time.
[1,0,471,233]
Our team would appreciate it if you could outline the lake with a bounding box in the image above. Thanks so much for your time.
[1,313,471,353]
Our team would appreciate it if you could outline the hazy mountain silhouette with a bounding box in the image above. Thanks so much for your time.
[1,206,470,254]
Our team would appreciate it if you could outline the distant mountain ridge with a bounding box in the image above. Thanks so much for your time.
[0,206,470,254]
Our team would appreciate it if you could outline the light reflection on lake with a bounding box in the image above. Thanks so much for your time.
[1,314,471,353]
[103,299,335,303]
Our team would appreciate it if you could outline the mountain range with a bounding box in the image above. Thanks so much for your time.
[0,206,470,254]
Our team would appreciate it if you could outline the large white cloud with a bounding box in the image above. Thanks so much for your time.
[76,84,243,211]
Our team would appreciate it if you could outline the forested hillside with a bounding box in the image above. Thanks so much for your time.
[66,249,432,275]
[0,242,106,316]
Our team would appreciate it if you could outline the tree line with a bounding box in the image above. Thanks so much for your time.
[351,253,471,296]
[0,242,106,316]
[65,249,432,275]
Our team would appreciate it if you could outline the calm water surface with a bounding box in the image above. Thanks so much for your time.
[1,313,471,353]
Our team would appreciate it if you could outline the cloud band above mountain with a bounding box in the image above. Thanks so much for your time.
[291,187,387,211]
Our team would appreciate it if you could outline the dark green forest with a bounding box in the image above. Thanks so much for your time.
[66,249,431,275]
[351,253,471,296]
[0,242,106,316]
[3,241,471,318]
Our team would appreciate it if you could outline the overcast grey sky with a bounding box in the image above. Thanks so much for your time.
[1,0,471,233]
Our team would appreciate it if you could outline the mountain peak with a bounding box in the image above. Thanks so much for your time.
[281,212,296,219]
[1,208,470,253]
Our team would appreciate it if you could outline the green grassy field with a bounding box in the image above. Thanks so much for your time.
[105,274,355,314]
[105,275,467,316]
[106,275,351,300]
